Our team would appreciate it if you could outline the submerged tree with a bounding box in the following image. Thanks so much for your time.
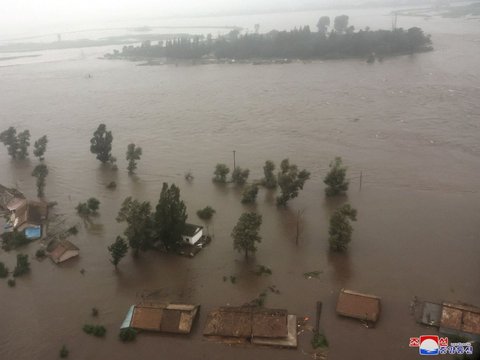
[108,236,129,268]
[126,143,142,174]
[213,163,230,183]
[276,159,310,206]
[31,163,48,198]
[262,160,277,189]
[231,166,250,185]
[116,197,153,256]
[154,183,188,251]
[76,197,100,217]
[323,157,349,197]
[90,124,113,164]
[33,135,48,161]
[242,184,259,204]
[232,212,262,259]
[16,130,30,160]
[196,206,216,220]
[13,254,30,277]
[0,127,19,159]
[329,204,357,252]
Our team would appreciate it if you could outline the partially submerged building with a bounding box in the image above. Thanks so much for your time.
[203,306,297,348]
[47,239,80,264]
[121,303,199,335]
[0,184,25,216]
[336,289,381,324]
[182,224,204,245]
[440,303,480,342]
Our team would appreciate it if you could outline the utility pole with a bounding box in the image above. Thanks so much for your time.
[359,171,363,191]
[233,150,236,169]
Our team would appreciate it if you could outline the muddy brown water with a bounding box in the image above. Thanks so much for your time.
[1,13,480,360]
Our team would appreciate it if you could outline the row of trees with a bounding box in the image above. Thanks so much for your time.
[213,156,349,205]
[114,16,432,61]
[231,202,358,260]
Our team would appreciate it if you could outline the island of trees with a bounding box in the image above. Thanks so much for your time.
[106,15,432,62]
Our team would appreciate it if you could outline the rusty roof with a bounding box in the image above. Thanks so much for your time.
[47,239,79,263]
[441,303,480,336]
[336,289,381,323]
[203,306,288,339]
[130,304,198,334]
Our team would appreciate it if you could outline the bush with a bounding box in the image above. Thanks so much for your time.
[35,249,46,258]
[311,331,329,349]
[67,226,78,235]
[91,308,99,317]
[83,324,106,337]
[213,163,230,183]
[0,262,9,278]
[8,278,15,287]
[196,206,216,220]
[59,345,69,358]
[119,328,138,342]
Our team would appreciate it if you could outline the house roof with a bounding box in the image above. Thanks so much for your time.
[47,239,79,263]
[441,303,480,336]
[129,303,199,334]
[15,200,48,227]
[183,223,202,237]
[0,184,24,210]
[203,306,288,339]
[336,289,381,323]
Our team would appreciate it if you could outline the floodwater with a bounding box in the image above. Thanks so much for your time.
[1,8,480,360]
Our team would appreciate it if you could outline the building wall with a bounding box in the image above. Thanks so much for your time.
[183,230,203,245]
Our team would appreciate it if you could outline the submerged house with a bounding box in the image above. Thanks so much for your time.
[121,303,199,335]
[203,306,298,348]
[0,184,25,214]
[182,224,204,245]
[47,239,80,264]
[336,289,382,325]
[440,303,480,342]
[416,301,480,342]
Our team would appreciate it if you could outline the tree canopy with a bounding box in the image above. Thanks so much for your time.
[328,204,357,252]
[116,197,153,256]
[213,163,230,183]
[276,159,310,206]
[242,184,259,204]
[323,157,349,197]
[0,127,30,160]
[197,206,216,220]
[262,160,277,189]
[154,183,188,251]
[232,212,262,259]
[90,124,114,164]
[31,163,48,198]
[126,143,142,174]
[108,236,129,268]
[33,135,48,161]
[231,166,250,185]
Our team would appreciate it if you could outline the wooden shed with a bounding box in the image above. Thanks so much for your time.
[440,302,480,342]
[336,289,381,324]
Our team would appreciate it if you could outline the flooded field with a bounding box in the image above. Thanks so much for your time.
[0,10,479,360]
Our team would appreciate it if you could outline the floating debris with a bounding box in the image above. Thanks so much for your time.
[303,271,323,279]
